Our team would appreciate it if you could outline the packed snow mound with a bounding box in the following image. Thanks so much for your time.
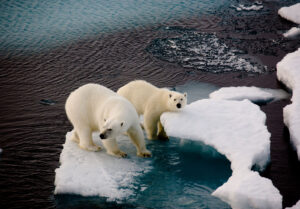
[161,99,282,209]
[278,3,300,24]
[54,132,151,201]
[286,200,300,209]
[283,27,300,38]
[277,48,300,160]
[209,86,289,104]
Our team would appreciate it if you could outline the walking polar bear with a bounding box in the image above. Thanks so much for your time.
[117,80,187,140]
[65,83,151,158]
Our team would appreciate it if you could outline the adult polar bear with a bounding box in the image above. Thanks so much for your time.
[117,80,187,140]
[65,83,151,158]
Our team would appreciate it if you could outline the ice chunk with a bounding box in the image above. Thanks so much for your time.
[277,48,300,160]
[286,200,300,209]
[161,99,282,209]
[209,86,289,104]
[283,27,300,38]
[233,4,263,11]
[54,132,151,201]
[278,3,300,24]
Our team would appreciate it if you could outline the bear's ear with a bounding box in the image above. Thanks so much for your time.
[120,122,124,127]
[169,94,172,98]
[184,92,187,97]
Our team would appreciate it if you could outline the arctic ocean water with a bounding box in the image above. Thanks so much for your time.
[1,0,300,208]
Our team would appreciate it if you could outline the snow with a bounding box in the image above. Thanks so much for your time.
[161,99,282,209]
[278,3,300,24]
[209,86,289,104]
[54,132,151,201]
[277,48,300,160]
[286,200,300,209]
[283,27,300,38]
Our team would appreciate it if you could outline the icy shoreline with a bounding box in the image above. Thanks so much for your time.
[161,99,281,209]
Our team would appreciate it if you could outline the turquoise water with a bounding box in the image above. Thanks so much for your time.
[0,0,230,53]
[56,137,232,209]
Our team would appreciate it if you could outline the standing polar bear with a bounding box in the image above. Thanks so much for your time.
[117,80,187,140]
[65,83,151,158]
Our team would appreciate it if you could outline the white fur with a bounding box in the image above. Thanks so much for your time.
[65,83,151,157]
[117,80,187,140]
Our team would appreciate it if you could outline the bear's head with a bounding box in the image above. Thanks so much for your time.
[99,117,128,140]
[167,91,187,111]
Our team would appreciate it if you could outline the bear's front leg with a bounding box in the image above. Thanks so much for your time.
[157,120,169,141]
[77,128,101,151]
[102,138,127,158]
[127,125,151,158]
[144,111,159,140]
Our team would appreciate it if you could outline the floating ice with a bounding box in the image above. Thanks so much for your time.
[286,200,300,209]
[232,4,263,11]
[54,132,151,201]
[161,99,282,209]
[278,3,300,24]
[209,86,289,104]
[277,48,300,160]
[283,27,300,38]
[147,29,267,74]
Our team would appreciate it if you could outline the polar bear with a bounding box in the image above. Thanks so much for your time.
[117,80,187,140]
[65,83,151,158]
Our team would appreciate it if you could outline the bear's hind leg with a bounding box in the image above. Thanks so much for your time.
[70,130,79,143]
[77,127,101,151]
[157,120,169,141]
[102,138,127,158]
[127,126,151,157]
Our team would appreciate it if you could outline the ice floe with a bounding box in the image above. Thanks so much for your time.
[286,200,300,209]
[277,48,300,160]
[54,132,151,201]
[278,3,300,24]
[283,27,300,38]
[209,86,289,104]
[161,99,282,209]
[232,3,263,11]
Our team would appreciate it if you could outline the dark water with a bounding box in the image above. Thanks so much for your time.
[1,0,300,208]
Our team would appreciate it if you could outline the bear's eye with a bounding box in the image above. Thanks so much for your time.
[104,119,106,122]
[180,98,183,101]
[174,99,177,101]
[107,128,112,132]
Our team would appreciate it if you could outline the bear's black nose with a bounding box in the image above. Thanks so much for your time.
[177,103,181,108]
[100,133,105,139]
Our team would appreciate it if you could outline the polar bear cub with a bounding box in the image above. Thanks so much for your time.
[65,83,151,158]
[117,80,187,140]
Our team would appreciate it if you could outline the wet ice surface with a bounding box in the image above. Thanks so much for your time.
[55,132,231,209]
[277,48,300,161]
[209,86,289,104]
[161,99,282,209]
[147,28,267,74]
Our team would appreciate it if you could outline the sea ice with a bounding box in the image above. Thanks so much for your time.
[161,99,282,209]
[54,132,151,201]
[209,86,289,104]
[286,200,300,209]
[278,3,300,24]
[283,27,300,38]
[277,48,300,160]
[233,4,263,11]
